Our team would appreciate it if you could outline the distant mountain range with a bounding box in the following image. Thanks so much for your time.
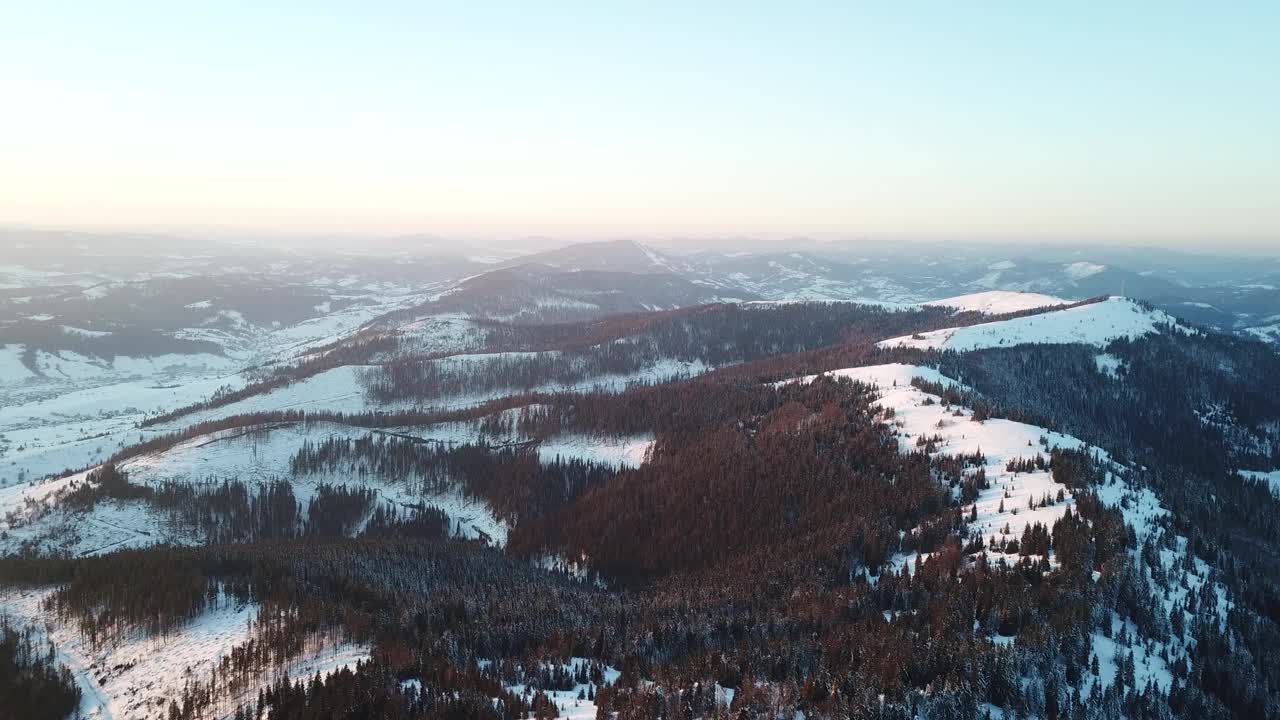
[3,229,1278,346]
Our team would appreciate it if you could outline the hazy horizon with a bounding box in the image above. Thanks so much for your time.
[2,3,1277,251]
[4,221,1278,261]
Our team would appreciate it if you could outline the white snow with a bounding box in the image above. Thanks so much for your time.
[122,421,511,544]
[0,343,36,382]
[1241,469,1280,496]
[500,657,621,720]
[1087,617,1172,696]
[790,362,961,392]
[1244,322,1280,343]
[536,434,654,469]
[639,244,674,271]
[743,297,913,310]
[1064,262,1106,280]
[60,326,113,338]
[0,461,208,556]
[879,297,1182,352]
[0,367,245,488]
[974,270,1004,288]
[391,313,485,355]
[1094,353,1123,379]
[161,366,378,427]
[788,363,1095,573]
[923,290,1069,315]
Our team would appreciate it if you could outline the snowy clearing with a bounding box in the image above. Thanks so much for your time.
[535,433,654,469]
[0,587,367,720]
[1241,469,1280,496]
[498,657,623,720]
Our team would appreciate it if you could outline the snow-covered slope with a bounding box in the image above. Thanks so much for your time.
[922,290,1069,315]
[879,297,1183,351]
[0,343,36,381]
[0,421,507,555]
[0,587,367,720]
[0,411,655,556]
[0,367,246,488]
[792,364,1093,570]
[786,363,1226,695]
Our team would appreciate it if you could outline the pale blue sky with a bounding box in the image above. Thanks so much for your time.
[1,1,1276,247]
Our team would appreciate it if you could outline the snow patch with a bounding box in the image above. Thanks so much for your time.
[1094,353,1123,379]
[0,344,36,382]
[1241,469,1280,497]
[1064,262,1106,280]
[536,434,654,469]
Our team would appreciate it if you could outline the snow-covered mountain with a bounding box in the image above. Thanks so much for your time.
[2,232,1278,720]
[879,296,1187,352]
[482,240,1280,348]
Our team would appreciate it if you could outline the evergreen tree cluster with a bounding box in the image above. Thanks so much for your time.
[0,616,81,720]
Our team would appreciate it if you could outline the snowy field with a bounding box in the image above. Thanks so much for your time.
[385,312,487,355]
[922,290,1069,315]
[0,363,247,488]
[0,285,453,490]
[879,297,1184,351]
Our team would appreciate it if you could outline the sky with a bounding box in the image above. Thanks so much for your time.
[0,1,1277,249]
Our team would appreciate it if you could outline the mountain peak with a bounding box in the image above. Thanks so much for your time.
[499,238,678,274]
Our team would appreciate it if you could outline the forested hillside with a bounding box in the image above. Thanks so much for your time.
[2,291,1277,719]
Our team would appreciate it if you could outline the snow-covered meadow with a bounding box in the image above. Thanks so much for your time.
[879,297,1184,352]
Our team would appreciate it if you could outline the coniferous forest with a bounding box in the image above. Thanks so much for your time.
[2,297,1278,720]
